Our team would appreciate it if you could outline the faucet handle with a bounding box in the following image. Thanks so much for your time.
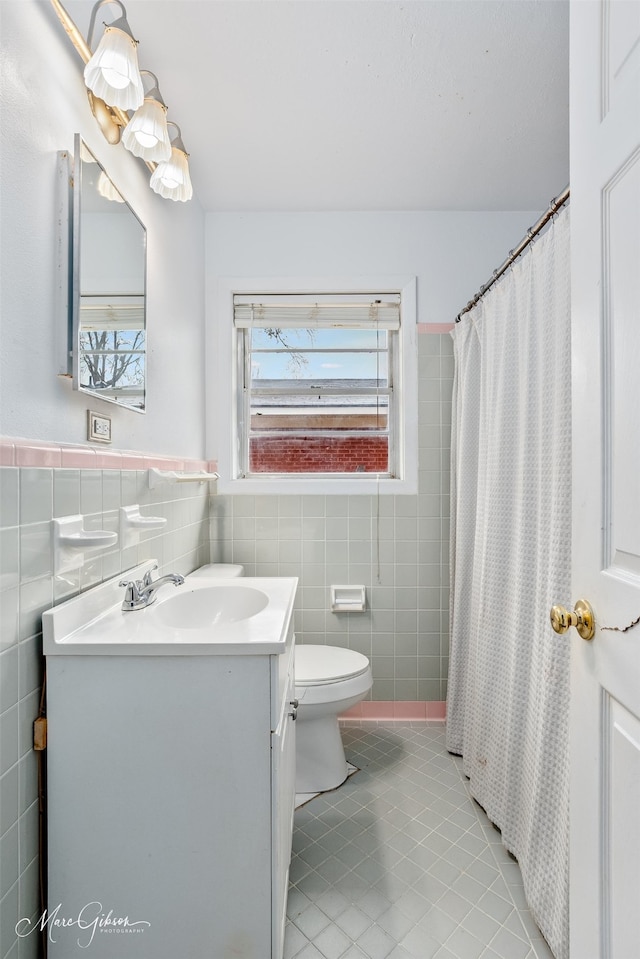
[142,565,159,587]
[119,581,141,609]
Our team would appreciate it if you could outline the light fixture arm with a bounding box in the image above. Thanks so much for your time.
[166,121,188,155]
[50,0,93,63]
[140,70,167,108]
[86,0,133,50]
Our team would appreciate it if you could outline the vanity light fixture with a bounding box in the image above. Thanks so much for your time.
[50,0,193,201]
[83,0,143,111]
[149,124,193,202]
[122,72,171,162]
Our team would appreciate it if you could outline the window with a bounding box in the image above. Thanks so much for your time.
[78,296,145,409]
[215,278,417,495]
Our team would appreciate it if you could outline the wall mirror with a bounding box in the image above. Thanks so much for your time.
[72,135,147,412]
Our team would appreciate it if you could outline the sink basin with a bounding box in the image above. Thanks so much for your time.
[42,561,298,656]
[151,585,269,629]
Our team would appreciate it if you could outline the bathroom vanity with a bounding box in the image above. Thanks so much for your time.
[43,565,297,959]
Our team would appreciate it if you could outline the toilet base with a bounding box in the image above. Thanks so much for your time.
[295,713,349,793]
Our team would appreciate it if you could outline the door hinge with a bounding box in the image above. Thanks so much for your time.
[33,717,47,751]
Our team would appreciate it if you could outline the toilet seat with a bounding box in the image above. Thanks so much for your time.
[295,645,370,685]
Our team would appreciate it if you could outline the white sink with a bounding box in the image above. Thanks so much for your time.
[43,562,297,656]
[150,585,269,629]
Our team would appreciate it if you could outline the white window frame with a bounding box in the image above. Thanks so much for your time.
[211,276,417,495]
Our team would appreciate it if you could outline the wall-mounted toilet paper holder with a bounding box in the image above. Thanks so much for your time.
[330,585,366,612]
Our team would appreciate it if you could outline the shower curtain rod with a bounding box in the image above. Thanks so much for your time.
[455,186,570,323]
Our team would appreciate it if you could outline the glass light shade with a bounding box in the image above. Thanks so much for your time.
[97,170,125,203]
[122,99,171,161]
[84,26,144,111]
[150,147,193,202]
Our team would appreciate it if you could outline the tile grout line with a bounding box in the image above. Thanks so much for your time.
[285,723,554,959]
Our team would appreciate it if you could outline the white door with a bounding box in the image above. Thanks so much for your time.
[569,1,640,957]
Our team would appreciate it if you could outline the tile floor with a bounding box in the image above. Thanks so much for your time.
[285,723,555,959]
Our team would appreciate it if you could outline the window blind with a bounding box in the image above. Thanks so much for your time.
[233,293,401,330]
[79,295,145,331]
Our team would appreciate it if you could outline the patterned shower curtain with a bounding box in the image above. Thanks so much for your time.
[446,208,571,959]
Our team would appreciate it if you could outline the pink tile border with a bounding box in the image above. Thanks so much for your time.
[0,436,218,474]
[60,446,97,468]
[340,701,447,722]
[0,439,15,466]
[417,323,455,335]
[14,441,62,468]
[394,702,426,720]
[93,450,123,469]
[359,701,395,720]
[120,452,147,470]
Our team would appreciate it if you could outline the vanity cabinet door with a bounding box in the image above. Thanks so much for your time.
[271,654,296,958]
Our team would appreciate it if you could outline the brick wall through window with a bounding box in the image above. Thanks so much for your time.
[250,436,388,473]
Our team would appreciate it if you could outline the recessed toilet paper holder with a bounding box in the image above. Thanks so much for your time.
[330,585,366,613]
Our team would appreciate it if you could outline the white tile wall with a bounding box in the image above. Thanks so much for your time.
[0,468,210,959]
[211,333,453,703]
[0,333,453,959]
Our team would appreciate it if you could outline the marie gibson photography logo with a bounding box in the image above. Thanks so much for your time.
[16,901,151,948]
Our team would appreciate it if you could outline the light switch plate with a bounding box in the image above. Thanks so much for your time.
[88,410,112,444]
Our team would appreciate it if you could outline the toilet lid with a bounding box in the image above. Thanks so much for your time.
[295,645,370,685]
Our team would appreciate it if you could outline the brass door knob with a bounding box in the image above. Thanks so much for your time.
[550,599,595,641]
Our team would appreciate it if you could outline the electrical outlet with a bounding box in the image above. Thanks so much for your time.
[88,410,112,444]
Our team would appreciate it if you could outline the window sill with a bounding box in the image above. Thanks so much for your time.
[217,475,417,495]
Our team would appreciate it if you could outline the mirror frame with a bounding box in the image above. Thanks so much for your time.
[71,134,147,413]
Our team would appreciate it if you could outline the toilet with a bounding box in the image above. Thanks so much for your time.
[294,645,373,794]
[189,568,372,795]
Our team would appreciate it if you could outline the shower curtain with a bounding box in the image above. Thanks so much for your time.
[447,208,571,959]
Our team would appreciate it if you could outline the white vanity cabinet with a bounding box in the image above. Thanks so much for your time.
[270,637,297,955]
[44,573,297,959]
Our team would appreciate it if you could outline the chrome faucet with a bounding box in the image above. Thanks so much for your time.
[119,565,185,611]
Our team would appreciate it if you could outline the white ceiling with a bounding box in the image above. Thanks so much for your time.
[63,0,570,212]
